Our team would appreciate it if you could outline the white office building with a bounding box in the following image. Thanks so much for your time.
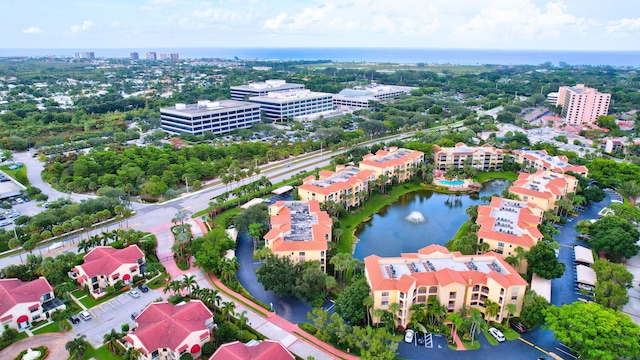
[333,83,416,108]
[249,89,334,122]
[160,100,260,136]
[230,80,305,101]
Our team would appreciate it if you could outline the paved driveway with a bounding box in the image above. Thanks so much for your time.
[71,287,164,347]
[0,333,72,360]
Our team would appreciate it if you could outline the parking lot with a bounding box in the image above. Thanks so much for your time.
[71,286,164,347]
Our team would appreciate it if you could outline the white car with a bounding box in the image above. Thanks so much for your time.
[129,289,141,299]
[79,310,92,321]
[578,283,594,292]
[404,329,415,343]
[488,327,505,342]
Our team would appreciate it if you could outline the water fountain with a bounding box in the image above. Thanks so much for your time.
[405,211,426,224]
[22,348,41,360]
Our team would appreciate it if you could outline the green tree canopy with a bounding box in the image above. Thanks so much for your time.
[589,216,640,262]
[526,241,565,279]
[592,259,634,310]
[335,277,371,326]
[544,302,640,360]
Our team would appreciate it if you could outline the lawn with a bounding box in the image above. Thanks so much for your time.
[76,287,126,309]
[0,164,29,186]
[337,182,424,253]
[32,322,67,335]
[452,220,471,241]
[82,344,122,360]
[473,171,518,184]
[483,328,499,345]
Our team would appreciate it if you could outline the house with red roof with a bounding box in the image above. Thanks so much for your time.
[126,300,214,360]
[509,170,578,212]
[298,165,374,210]
[600,137,626,154]
[0,277,65,331]
[364,245,527,327]
[476,197,544,273]
[264,201,332,272]
[359,147,424,184]
[210,340,295,360]
[513,149,588,176]
[73,245,145,299]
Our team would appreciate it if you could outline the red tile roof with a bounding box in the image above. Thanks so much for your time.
[298,166,373,196]
[128,300,212,353]
[264,201,331,252]
[210,340,295,360]
[76,245,144,278]
[0,277,53,316]
[476,197,543,248]
[360,147,424,169]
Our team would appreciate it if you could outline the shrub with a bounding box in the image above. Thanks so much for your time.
[236,329,257,342]
[299,323,317,335]
[179,353,193,360]
[168,294,185,305]
[201,341,216,357]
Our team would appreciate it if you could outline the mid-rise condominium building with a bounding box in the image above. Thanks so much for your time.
[298,165,375,209]
[359,147,424,183]
[230,80,305,101]
[476,197,543,272]
[249,89,334,122]
[509,170,578,212]
[364,245,527,327]
[145,52,157,60]
[555,84,611,125]
[130,52,139,60]
[264,201,332,273]
[332,83,416,108]
[513,150,588,176]
[433,143,505,171]
[160,100,260,136]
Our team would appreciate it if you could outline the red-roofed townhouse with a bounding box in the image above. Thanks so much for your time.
[476,197,544,272]
[210,340,295,360]
[264,201,332,272]
[0,277,65,331]
[73,245,145,299]
[599,138,626,154]
[298,165,374,210]
[513,149,588,177]
[364,245,527,327]
[126,300,214,360]
[509,170,578,212]
[359,147,424,184]
[433,143,505,171]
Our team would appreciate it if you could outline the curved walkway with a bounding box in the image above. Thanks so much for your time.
[150,218,357,360]
[0,333,72,360]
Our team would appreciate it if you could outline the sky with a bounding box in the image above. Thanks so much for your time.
[2,0,640,50]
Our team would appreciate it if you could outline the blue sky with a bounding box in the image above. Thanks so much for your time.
[3,0,640,50]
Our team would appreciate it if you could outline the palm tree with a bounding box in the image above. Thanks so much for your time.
[446,312,463,341]
[51,308,73,331]
[220,258,239,283]
[236,310,249,330]
[123,347,143,360]
[483,299,500,323]
[66,335,89,360]
[103,328,121,355]
[221,301,236,322]
[181,275,197,297]
[503,303,517,326]
[372,308,386,328]
[468,308,484,345]
[387,302,401,331]
[363,295,374,326]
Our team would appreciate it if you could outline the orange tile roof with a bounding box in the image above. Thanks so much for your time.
[298,166,374,196]
[264,200,331,253]
[360,147,424,169]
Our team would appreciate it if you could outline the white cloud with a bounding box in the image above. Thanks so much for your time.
[70,20,95,33]
[22,27,42,34]
[606,17,640,34]
[454,0,585,42]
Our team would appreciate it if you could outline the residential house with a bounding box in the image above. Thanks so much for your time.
[0,277,65,331]
[210,340,295,360]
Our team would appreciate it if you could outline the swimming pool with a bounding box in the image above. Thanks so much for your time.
[437,179,464,186]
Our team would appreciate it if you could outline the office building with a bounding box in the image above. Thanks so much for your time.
[160,100,260,136]
[476,197,543,272]
[513,150,588,176]
[298,165,375,209]
[359,147,424,183]
[248,89,334,122]
[364,245,527,327]
[433,143,505,171]
[555,84,611,125]
[509,170,578,212]
[130,52,139,60]
[230,80,304,101]
[126,301,214,360]
[264,201,332,272]
[146,52,157,60]
[332,83,416,108]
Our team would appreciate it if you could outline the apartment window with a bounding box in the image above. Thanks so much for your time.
[42,293,51,301]
[418,287,427,294]
[473,285,480,292]
[429,286,438,294]
[381,291,389,297]
[449,292,457,299]
[30,307,39,313]
[448,301,455,308]
[399,292,405,299]
[381,300,388,306]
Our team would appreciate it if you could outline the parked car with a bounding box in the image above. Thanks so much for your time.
[488,327,505,342]
[131,312,138,320]
[70,314,80,324]
[578,283,594,291]
[0,220,12,227]
[510,320,526,333]
[129,289,141,298]
[404,329,415,343]
[138,284,149,293]
[79,311,92,321]
[416,331,426,345]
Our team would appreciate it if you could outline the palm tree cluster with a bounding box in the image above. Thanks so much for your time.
[163,274,223,310]
[78,229,148,253]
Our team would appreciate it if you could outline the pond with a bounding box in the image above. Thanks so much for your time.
[352,179,509,260]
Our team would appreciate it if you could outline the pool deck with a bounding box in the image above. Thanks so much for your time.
[435,178,482,192]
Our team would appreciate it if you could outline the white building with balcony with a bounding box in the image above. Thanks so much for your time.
[249,89,334,122]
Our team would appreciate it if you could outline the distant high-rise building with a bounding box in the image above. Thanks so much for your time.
[130,52,139,60]
[146,52,157,60]
[169,53,179,60]
[555,84,611,125]
[74,52,95,60]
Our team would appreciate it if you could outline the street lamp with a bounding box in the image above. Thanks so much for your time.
[184,174,189,193]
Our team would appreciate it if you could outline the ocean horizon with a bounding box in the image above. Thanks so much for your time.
[1,47,639,68]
